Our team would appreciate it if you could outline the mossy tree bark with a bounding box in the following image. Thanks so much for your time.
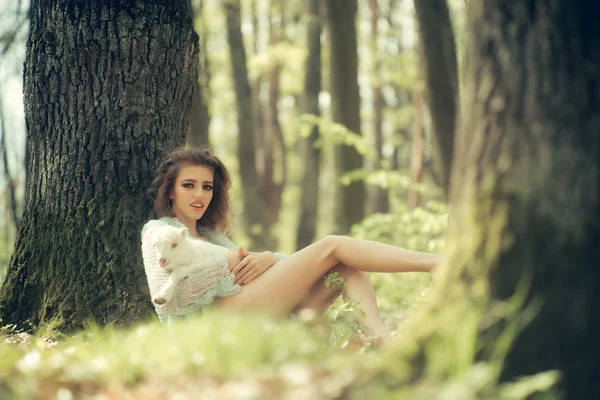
[296,0,322,250]
[326,0,366,234]
[442,1,600,396]
[414,0,458,196]
[224,0,271,250]
[0,0,198,332]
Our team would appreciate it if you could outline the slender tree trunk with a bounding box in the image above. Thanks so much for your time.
[367,0,389,214]
[187,79,210,148]
[413,0,458,196]
[296,0,322,250]
[250,0,266,179]
[186,0,211,148]
[264,0,287,226]
[326,0,365,234]
[409,93,424,208]
[0,0,198,331]
[0,95,20,232]
[224,0,271,250]
[443,1,600,397]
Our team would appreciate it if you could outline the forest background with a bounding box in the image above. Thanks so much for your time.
[0,0,597,398]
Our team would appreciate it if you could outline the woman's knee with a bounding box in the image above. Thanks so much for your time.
[317,235,344,257]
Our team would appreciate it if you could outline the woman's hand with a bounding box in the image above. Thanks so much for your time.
[230,246,278,285]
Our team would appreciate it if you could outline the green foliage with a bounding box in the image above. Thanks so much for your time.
[0,312,361,398]
[299,114,375,157]
[248,42,307,95]
[323,272,368,345]
[326,299,368,347]
[0,307,561,399]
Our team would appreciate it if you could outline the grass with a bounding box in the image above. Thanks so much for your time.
[0,279,561,400]
[0,309,382,399]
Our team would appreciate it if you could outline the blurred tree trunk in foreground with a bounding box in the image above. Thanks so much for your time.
[0,0,198,331]
[224,0,271,250]
[296,0,322,250]
[326,0,366,234]
[414,0,458,196]
[442,1,600,397]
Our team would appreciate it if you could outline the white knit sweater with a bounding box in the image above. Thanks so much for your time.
[141,216,284,323]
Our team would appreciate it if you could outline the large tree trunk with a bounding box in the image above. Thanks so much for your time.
[413,0,458,196]
[0,0,198,331]
[296,0,322,250]
[224,0,271,250]
[445,1,600,397]
[326,0,366,234]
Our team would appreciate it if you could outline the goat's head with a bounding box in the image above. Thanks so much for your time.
[150,226,192,270]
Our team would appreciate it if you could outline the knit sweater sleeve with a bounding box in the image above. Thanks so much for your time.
[141,219,241,323]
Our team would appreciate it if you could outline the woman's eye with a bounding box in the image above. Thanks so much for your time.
[203,185,213,190]
[171,243,178,249]
[183,183,193,188]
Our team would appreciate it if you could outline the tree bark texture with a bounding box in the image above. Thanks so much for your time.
[414,0,458,196]
[224,0,271,250]
[0,0,198,331]
[296,0,322,250]
[446,1,600,396]
[326,0,366,234]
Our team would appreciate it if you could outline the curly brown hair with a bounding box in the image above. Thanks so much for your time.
[149,147,232,233]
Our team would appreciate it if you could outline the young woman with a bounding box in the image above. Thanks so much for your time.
[141,147,440,342]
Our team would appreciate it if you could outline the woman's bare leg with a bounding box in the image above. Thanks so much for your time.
[217,235,439,319]
[292,264,391,340]
[291,264,344,315]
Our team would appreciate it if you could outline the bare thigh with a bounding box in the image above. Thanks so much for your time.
[216,237,338,315]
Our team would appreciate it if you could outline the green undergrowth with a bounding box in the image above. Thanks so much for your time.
[0,311,374,399]
[0,301,561,399]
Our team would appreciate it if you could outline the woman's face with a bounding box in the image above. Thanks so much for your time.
[169,164,214,226]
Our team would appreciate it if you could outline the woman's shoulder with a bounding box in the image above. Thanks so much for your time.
[198,226,236,248]
[141,217,184,237]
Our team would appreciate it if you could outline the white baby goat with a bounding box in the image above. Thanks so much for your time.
[150,225,230,305]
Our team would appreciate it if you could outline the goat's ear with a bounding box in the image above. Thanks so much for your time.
[180,227,188,236]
